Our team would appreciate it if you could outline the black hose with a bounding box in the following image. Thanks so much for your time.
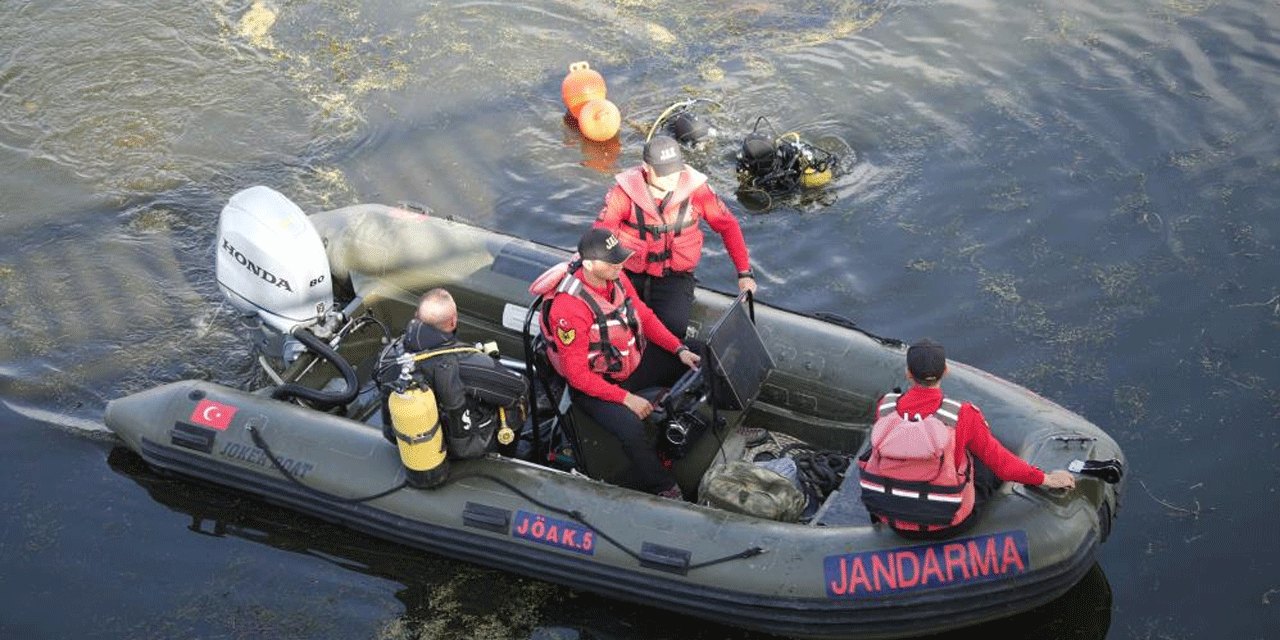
[522,295,586,468]
[270,327,359,410]
[521,299,547,462]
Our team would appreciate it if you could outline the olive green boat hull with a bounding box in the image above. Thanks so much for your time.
[105,203,1125,640]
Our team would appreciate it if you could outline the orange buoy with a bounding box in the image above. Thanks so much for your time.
[577,99,620,141]
[562,61,607,119]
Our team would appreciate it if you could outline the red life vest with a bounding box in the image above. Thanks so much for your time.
[536,264,645,382]
[857,393,976,531]
[611,166,708,276]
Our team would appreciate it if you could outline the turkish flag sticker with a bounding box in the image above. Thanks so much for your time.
[190,399,238,431]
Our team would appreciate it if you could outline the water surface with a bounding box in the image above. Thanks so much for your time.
[1,1,1277,638]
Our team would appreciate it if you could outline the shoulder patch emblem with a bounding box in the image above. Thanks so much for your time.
[556,326,576,346]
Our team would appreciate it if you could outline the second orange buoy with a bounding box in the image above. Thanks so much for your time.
[577,99,620,141]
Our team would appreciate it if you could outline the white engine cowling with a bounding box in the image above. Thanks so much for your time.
[216,186,333,335]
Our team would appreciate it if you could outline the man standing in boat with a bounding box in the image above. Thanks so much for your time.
[859,339,1076,539]
[537,228,701,499]
[593,134,757,341]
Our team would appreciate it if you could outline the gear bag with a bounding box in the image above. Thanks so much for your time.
[698,460,807,522]
[451,349,530,458]
[857,394,973,527]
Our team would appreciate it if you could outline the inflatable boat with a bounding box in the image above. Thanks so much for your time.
[104,186,1126,639]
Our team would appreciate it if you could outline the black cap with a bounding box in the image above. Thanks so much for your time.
[643,135,684,177]
[578,227,633,264]
[907,339,946,383]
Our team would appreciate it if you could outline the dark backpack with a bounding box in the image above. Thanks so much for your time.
[451,349,529,458]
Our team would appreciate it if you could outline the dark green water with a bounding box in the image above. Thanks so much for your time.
[1,1,1276,638]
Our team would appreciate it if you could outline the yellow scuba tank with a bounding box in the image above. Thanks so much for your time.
[799,164,833,189]
[387,387,450,488]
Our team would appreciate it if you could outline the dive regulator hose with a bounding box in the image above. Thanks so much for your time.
[270,326,359,410]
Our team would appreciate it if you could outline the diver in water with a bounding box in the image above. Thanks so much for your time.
[653,103,847,210]
[735,116,841,201]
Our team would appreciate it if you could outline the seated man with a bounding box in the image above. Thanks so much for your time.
[859,339,1075,539]
[376,288,527,460]
[534,228,701,498]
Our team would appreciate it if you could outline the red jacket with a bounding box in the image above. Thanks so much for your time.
[886,386,1046,486]
[542,264,644,383]
[595,166,751,277]
[544,271,683,403]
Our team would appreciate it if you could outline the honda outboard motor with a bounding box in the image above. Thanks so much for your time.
[216,186,337,363]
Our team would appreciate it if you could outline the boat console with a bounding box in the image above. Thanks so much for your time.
[652,292,775,458]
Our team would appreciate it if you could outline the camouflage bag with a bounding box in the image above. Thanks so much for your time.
[698,460,807,522]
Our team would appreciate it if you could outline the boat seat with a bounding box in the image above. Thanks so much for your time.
[523,291,762,496]
[812,464,873,526]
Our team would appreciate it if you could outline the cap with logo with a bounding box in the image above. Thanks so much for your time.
[578,227,634,264]
[643,135,685,177]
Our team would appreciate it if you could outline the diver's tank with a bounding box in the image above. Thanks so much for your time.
[387,387,451,488]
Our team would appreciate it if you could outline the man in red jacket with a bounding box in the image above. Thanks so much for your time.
[865,339,1075,538]
[594,135,757,341]
[541,228,701,498]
